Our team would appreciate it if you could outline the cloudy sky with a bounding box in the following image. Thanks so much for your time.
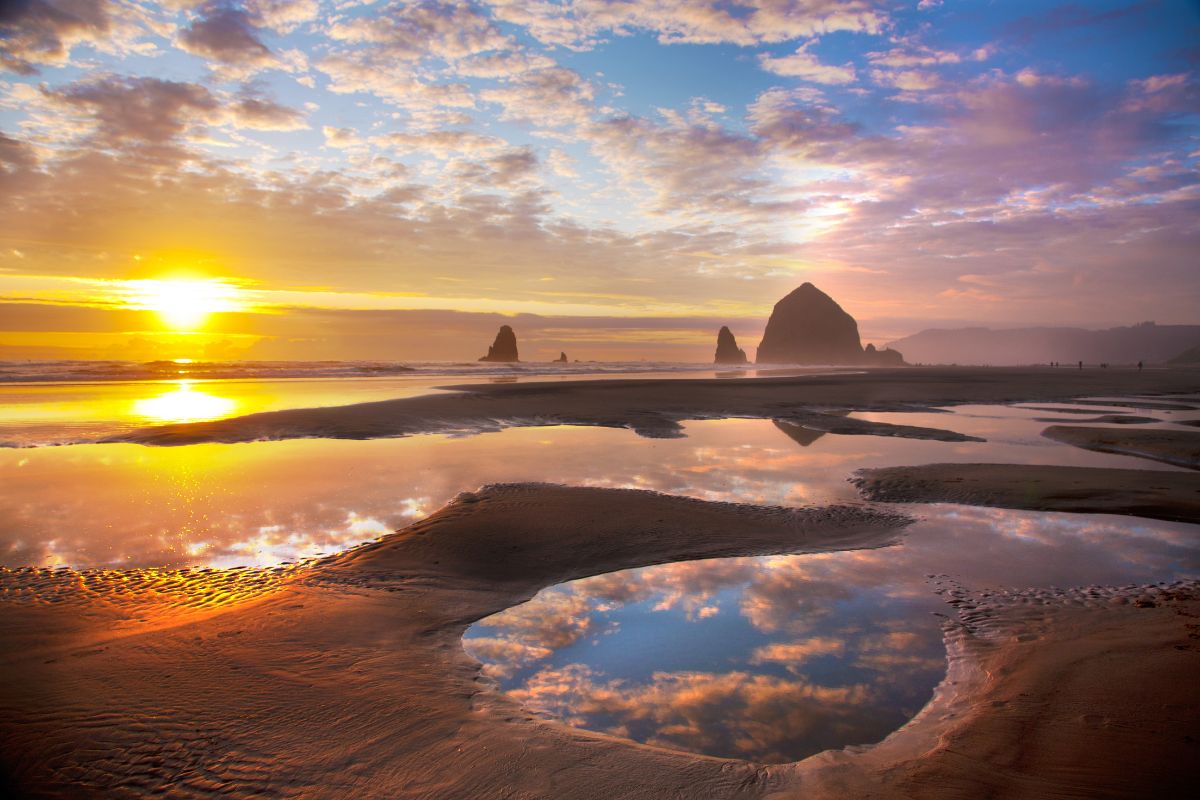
[1,1,1197,361]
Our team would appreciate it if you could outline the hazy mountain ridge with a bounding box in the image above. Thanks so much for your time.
[886,323,1200,366]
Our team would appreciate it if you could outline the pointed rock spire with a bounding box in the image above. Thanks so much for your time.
[479,325,519,362]
[714,326,748,364]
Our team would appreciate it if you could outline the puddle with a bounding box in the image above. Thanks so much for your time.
[465,506,1200,762]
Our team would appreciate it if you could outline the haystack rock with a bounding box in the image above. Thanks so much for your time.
[714,326,748,364]
[756,283,863,364]
[554,352,568,363]
[862,342,906,366]
[479,325,519,362]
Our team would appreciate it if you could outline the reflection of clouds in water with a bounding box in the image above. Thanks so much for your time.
[462,637,553,681]
[5,413,1199,570]
[469,503,1197,761]
[738,563,850,635]
[480,590,598,651]
[204,511,404,568]
[509,664,886,763]
[469,551,948,762]
[750,638,845,669]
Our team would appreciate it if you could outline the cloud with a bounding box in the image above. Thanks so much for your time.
[318,51,476,110]
[483,0,890,50]
[179,2,273,66]
[759,42,857,84]
[373,130,509,158]
[454,50,557,79]
[0,0,153,75]
[480,66,597,130]
[37,75,308,148]
[2,1,1197,337]
[230,92,308,131]
[327,0,509,63]
[584,113,768,218]
[50,75,220,146]
[247,0,318,33]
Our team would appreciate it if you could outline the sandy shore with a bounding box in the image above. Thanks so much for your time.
[5,369,1200,797]
[2,484,1198,798]
[97,366,1200,446]
[852,463,1200,522]
[1042,425,1200,469]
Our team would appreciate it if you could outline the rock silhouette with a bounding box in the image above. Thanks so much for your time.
[862,342,906,366]
[1169,344,1200,364]
[554,352,568,363]
[756,283,864,365]
[714,326,748,364]
[887,321,1200,366]
[479,325,519,362]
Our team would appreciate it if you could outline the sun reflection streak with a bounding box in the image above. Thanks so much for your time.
[132,382,238,423]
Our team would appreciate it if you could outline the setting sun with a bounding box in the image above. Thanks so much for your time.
[129,279,243,330]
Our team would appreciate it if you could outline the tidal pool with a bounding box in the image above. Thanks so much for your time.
[464,507,1200,763]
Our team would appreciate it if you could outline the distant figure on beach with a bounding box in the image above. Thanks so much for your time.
[1138,360,1143,371]
[1078,361,1083,369]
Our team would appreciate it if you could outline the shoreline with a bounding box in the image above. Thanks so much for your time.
[91,366,1200,447]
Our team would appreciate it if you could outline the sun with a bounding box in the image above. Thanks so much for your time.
[129,278,243,330]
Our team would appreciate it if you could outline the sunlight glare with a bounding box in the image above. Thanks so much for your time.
[132,382,238,423]
[129,279,243,330]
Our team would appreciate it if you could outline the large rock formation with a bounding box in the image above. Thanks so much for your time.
[554,352,568,363]
[755,283,864,365]
[714,326,748,364]
[862,342,906,366]
[479,325,519,362]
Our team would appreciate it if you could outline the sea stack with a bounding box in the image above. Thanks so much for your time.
[714,326,748,364]
[861,342,906,366]
[479,325,519,362]
[756,283,863,364]
[554,352,568,363]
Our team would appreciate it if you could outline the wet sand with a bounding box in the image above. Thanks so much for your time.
[6,368,1200,797]
[1,484,1196,798]
[1042,426,1200,469]
[99,367,1200,446]
[853,463,1200,522]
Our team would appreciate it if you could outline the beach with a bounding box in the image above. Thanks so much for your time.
[1,483,1196,798]
[2,366,1199,797]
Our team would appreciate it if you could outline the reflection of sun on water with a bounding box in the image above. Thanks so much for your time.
[133,382,237,423]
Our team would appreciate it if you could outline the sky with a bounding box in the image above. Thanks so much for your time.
[0,0,1197,362]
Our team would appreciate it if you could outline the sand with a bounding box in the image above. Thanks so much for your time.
[1031,414,1160,424]
[1042,426,1200,469]
[2,484,1198,798]
[852,463,1200,522]
[97,366,1200,446]
[6,368,1200,797]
